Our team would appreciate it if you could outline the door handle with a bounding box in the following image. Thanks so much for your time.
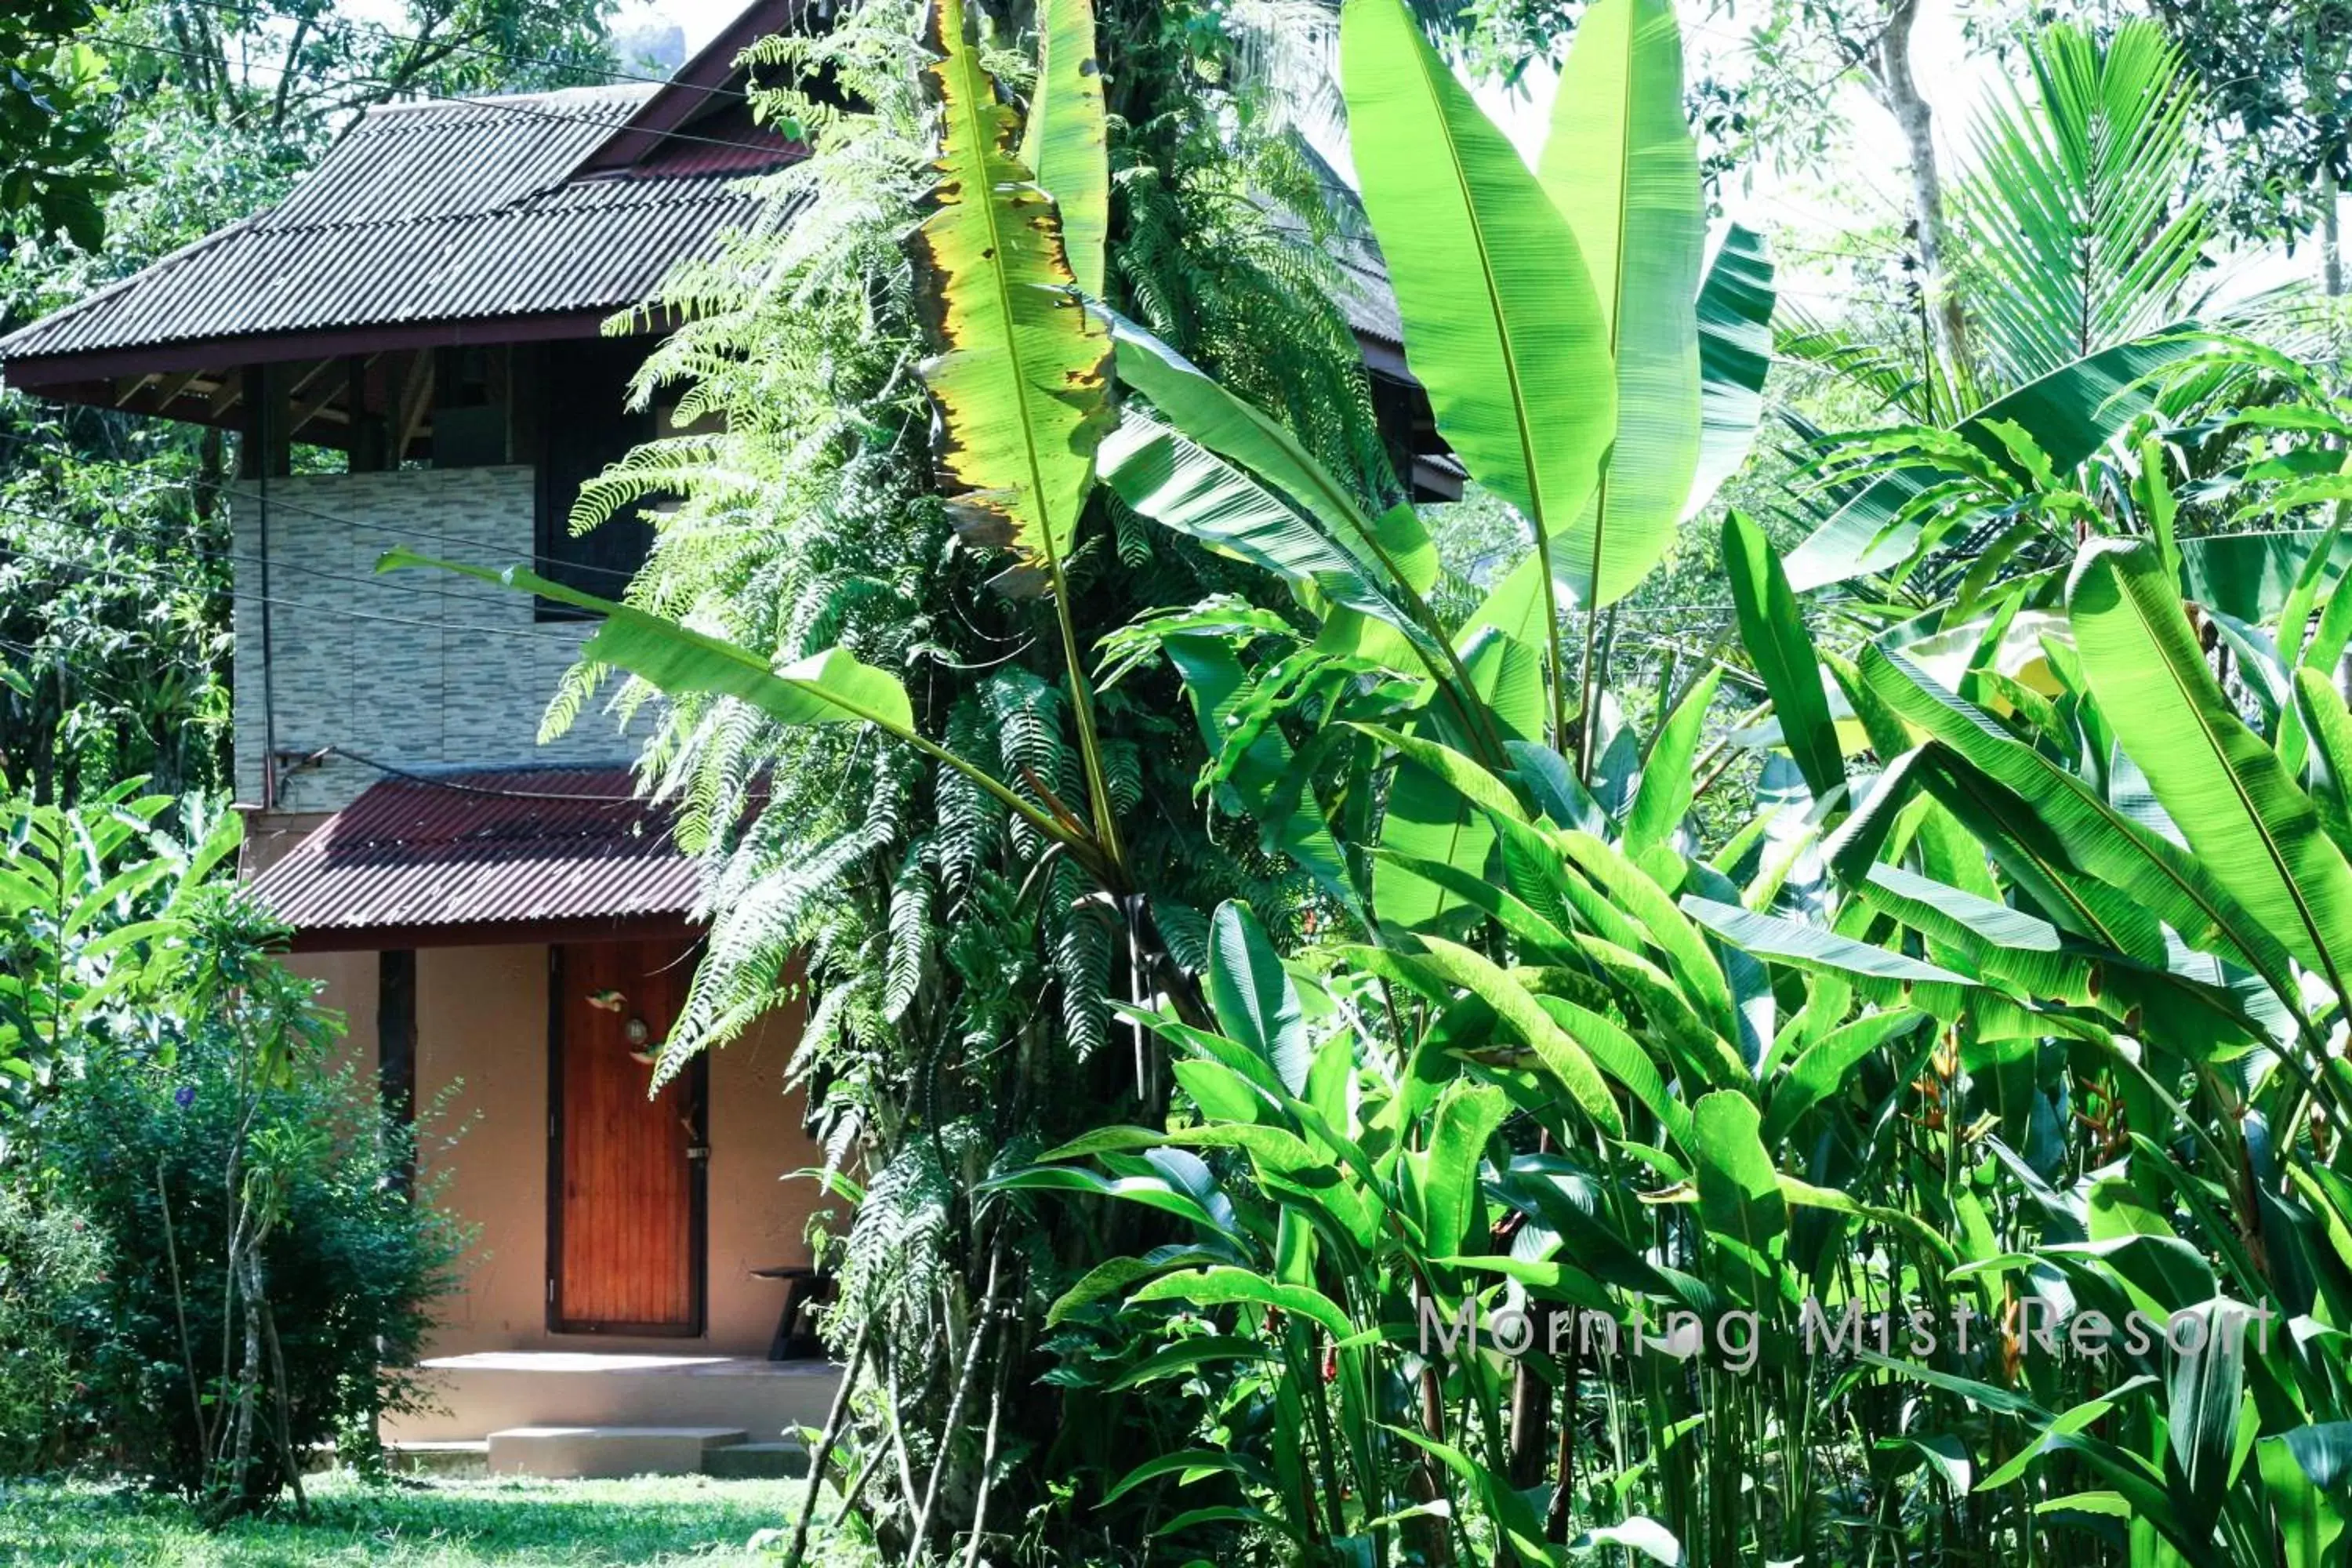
[686,1144,710,1162]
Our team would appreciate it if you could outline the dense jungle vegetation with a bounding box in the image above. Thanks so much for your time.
[20,0,2352,1563]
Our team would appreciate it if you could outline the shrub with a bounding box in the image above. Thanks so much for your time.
[32,1000,466,1501]
[0,1182,103,1473]
[0,791,465,1512]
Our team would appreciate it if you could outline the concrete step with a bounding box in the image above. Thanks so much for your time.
[487,1425,749,1479]
[387,1440,491,1478]
[702,1439,810,1479]
[385,1353,842,1446]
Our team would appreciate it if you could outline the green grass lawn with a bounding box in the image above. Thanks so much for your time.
[0,1471,811,1566]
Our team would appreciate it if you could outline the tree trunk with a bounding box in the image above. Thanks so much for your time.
[1869,0,1969,409]
[2324,165,2343,298]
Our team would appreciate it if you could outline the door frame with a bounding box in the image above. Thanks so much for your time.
[545,940,710,1338]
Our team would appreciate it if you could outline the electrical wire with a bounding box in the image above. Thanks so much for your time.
[0,433,647,584]
[89,31,793,159]
[0,534,596,645]
[307,746,646,801]
[163,0,758,102]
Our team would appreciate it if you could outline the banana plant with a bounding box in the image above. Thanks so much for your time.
[1108,0,1765,753]
[1097,0,1774,931]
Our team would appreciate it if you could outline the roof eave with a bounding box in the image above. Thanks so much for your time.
[0,307,666,398]
[284,910,701,953]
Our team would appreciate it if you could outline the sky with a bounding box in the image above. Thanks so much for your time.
[613,0,742,54]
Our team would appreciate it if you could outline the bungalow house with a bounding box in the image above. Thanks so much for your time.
[0,0,1437,1477]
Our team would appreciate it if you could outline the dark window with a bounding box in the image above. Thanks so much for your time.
[433,346,509,468]
[535,339,657,619]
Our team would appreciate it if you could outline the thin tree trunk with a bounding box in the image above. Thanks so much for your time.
[260,1296,307,1518]
[2324,165,2343,298]
[960,1346,1011,1568]
[1870,0,1969,409]
[216,1247,265,1520]
[155,1165,212,1458]
[908,1234,1007,1561]
[785,1317,873,1568]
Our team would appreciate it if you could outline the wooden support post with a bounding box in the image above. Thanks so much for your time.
[236,365,292,480]
[379,950,419,1192]
[347,355,390,473]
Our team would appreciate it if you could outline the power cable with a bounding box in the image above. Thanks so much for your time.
[89,31,792,159]
[0,432,646,584]
[164,0,757,102]
[313,746,645,801]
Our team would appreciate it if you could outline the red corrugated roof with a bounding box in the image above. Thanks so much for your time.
[248,768,698,935]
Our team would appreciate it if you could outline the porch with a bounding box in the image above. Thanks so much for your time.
[242,770,834,1469]
[385,1351,841,1473]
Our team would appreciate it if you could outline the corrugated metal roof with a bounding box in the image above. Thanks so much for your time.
[0,85,790,364]
[248,767,698,933]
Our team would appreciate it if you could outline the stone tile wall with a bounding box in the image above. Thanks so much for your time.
[230,466,644,812]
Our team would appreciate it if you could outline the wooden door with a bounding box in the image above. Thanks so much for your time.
[550,939,706,1335]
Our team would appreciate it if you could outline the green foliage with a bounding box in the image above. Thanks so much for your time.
[363,2,2352,1565]
[935,4,2352,1564]
[1775,16,2223,596]
[0,783,239,1123]
[0,1180,103,1473]
[2147,0,2352,255]
[31,988,463,1504]
[0,790,461,1512]
[0,1,114,250]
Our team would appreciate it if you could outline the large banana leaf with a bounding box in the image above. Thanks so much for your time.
[1340,0,1614,597]
[1016,0,1108,296]
[1689,1091,1788,1303]
[1680,895,1981,1016]
[1689,222,1775,520]
[1723,510,1843,803]
[1109,314,1410,574]
[1783,330,2210,590]
[914,0,1110,589]
[1624,666,1721,855]
[1097,408,1417,634]
[1371,633,1539,928]
[2068,539,2352,995]
[1537,0,1704,602]
[1101,316,1446,651]
[1413,1081,1511,1264]
[1860,647,2296,992]
[2176,528,2352,625]
[382,552,912,732]
[1206,900,1312,1097]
